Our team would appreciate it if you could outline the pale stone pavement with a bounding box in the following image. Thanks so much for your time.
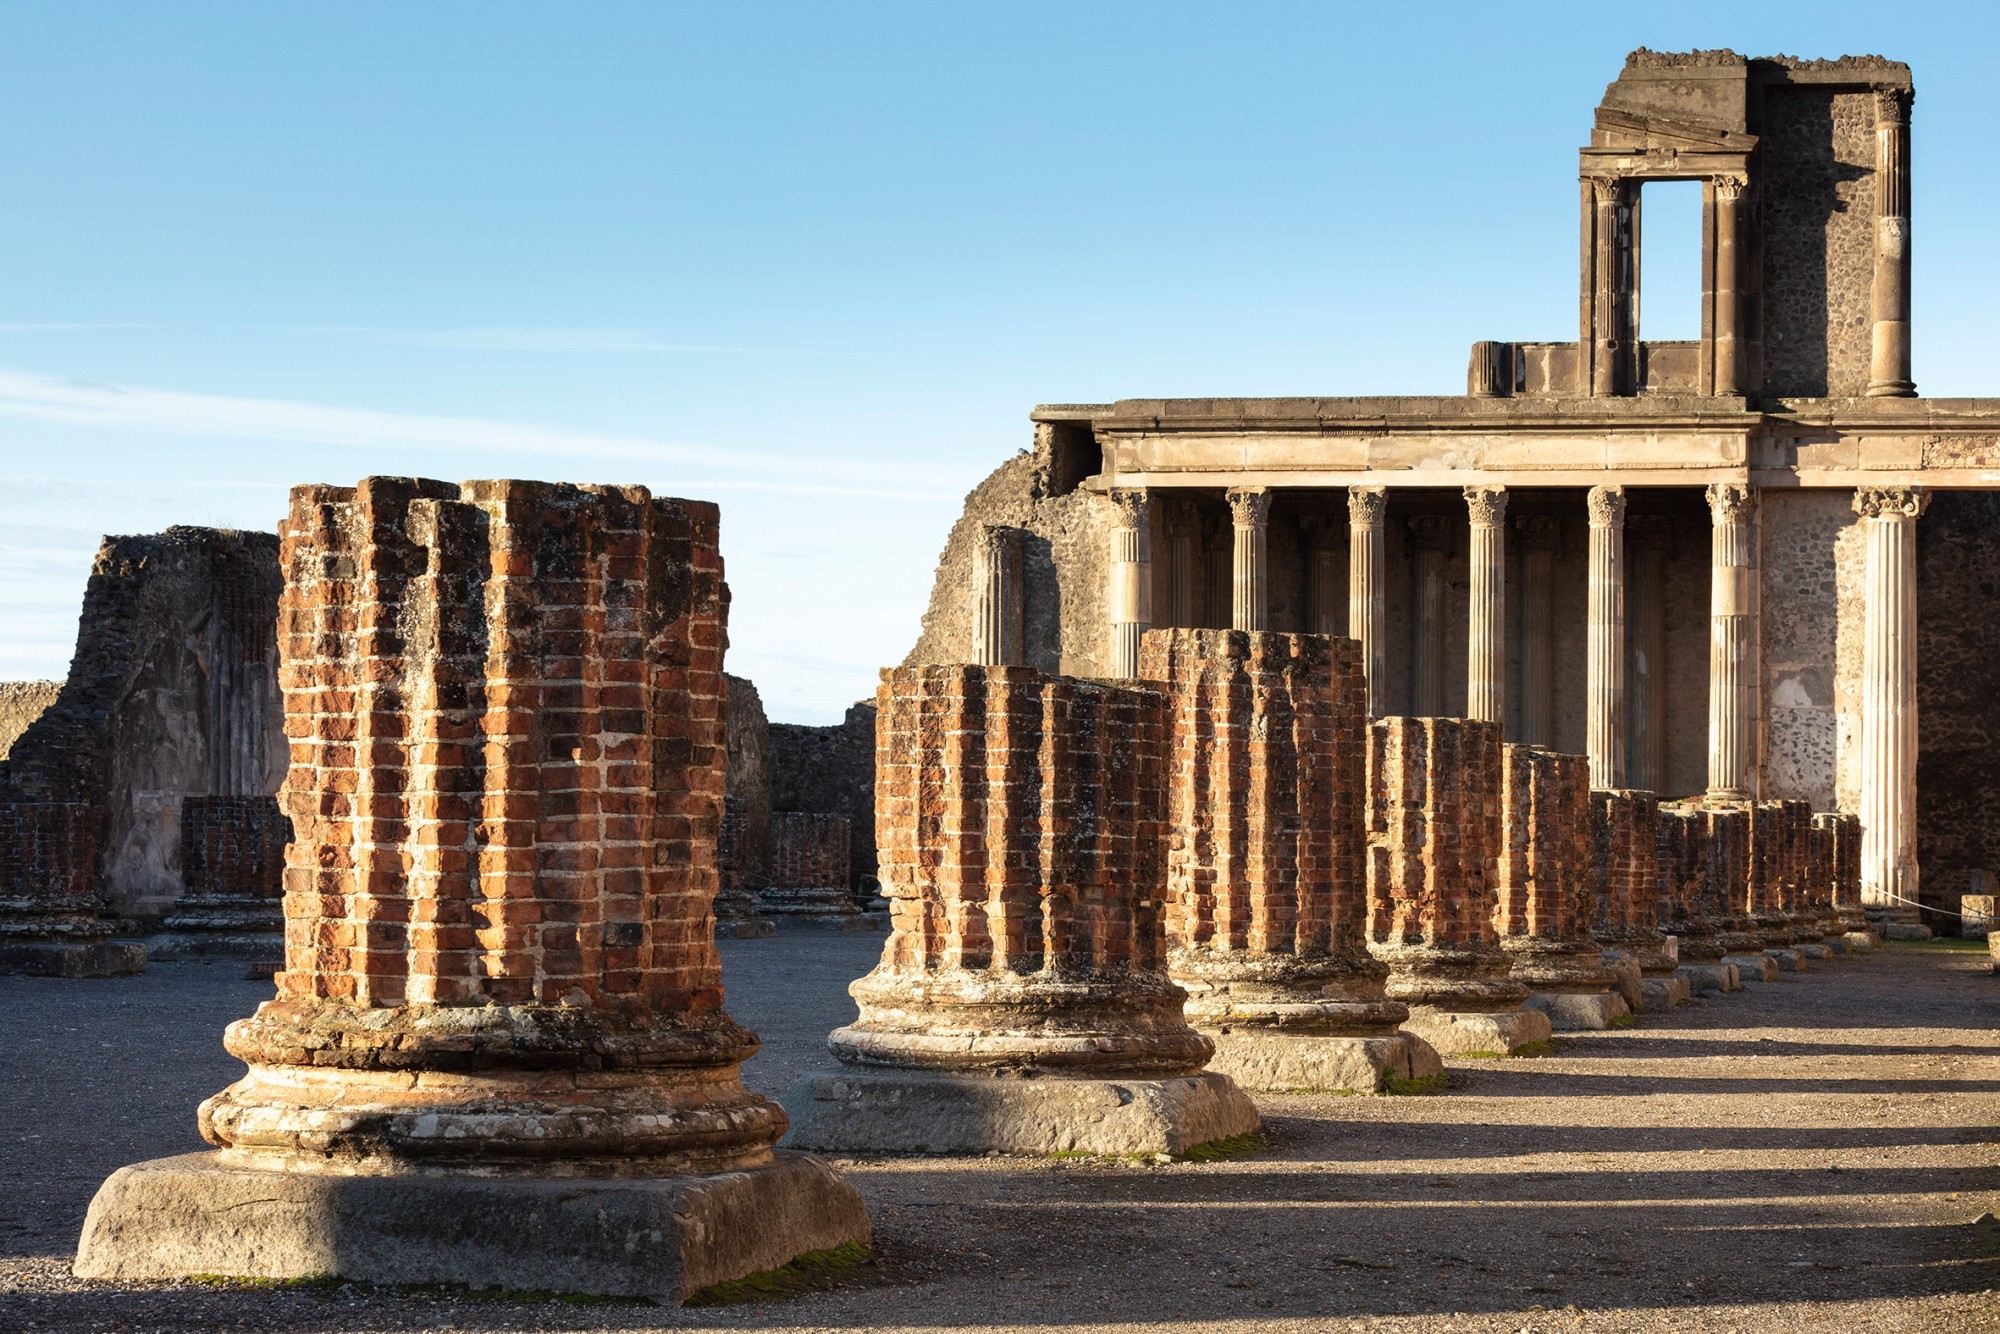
[1,935,1996,1333]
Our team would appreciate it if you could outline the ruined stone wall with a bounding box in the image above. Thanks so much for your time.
[0,527,286,917]
[721,673,772,892]
[1758,88,1879,398]
[1760,490,1855,810]
[178,796,286,902]
[767,701,877,893]
[0,682,60,760]
[1916,491,2000,912]
[767,812,850,891]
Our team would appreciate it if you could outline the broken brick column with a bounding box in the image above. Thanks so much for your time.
[782,663,1259,1156]
[760,812,879,930]
[0,802,141,977]
[1591,789,1687,1012]
[1138,628,1441,1093]
[149,796,287,963]
[1818,811,1873,947]
[1495,746,1628,1031]
[78,477,866,1302]
[1366,716,1551,1056]
[1752,800,1815,971]
[1656,806,1740,994]
[1696,802,1779,984]
[1803,815,1846,954]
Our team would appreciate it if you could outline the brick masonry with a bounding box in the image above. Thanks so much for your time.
[1591,789,1674,975]
[768,812,851,891]
[1493,745,1613,994]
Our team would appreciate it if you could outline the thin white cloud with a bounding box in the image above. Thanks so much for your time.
[292,326,874,356]
[0,368,959,498]
[0,323,145,332]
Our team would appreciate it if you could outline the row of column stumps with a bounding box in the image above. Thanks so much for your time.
[1094,481,1932,917]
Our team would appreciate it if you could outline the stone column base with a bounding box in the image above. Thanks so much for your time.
[1523,990,1630,1031]
[144,932,283,963]
[1721,953,1781,983]
[0,940,146,978]
[1881,921,1934,941]
[1675,962,1740,993]
[1763,947,1809,972]
[1396,1007,1552,1057]
[1201,1030,1443,1094]
[74,1150,868,1304]
[779,1069,1259,1157]
[1600,954,1644,1012]
[1638,976,1692,1010]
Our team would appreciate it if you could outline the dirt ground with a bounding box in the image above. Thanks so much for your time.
[2,934,1996,1334]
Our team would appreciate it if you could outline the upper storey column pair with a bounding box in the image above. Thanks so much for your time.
[1105,487,1272,679]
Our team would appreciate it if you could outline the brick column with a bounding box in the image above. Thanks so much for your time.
[1700,801,1777,982]
[1106,489,1152,678]
[1366,716,1550,1055]
[1347,487,1389,716]
[1464,487,1508,726]
[1656,807,1737,992]
[760,812,870,927]
[1818,811,1870,944]
[77,477,867,1299]
[971,524,1023,666]
[1227,487,1272,632]
[0,802,139,977]
[1141,629,1440,1093]
[784,663,1258,1156]
[1591,790,1684,1010]
[1494,746,1628,1030]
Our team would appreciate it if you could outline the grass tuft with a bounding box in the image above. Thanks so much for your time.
[685,1242,872,1307]
[1383,1071,1451,1096]
[188,1273,339,1292]
[1605,1012,1639,1030]
[1177,1131,1266,1162]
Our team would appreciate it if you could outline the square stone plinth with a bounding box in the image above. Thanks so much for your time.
[0,940,146,978]
[74,1151,869,1303]
[1797,941,1836,961]
[1882,922,1934,941]
[1201,1030,1444,1094]
[1396,1007,1553,1057]
[1676,962,1741,993]
[1764,948,1809,972]
[1638,976,1692,1010]
[1523,990,1630,1031]
[779,1069,1259,1156]
[1722,953,1781,983]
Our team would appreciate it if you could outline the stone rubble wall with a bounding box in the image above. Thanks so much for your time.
[0,682,60,760]
[766,812,851,891]
[768,703,878,895]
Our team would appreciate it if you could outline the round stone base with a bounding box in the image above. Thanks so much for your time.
[1396,1007,1552,1057]
[74,1149,869,1303]
[1599,954,1644,1012]
[1523,989,1630,1031]
[1721,953,1781,983]
[0,939,146,978]
[1675,962,1741,993]
[1638,976,1692,1011]
[145,931,284,963]
[1199,1029,1444,1093]
[779,1069,1259,1157]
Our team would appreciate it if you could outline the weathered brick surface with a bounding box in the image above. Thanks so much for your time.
[1137,629,1398,1034]
[768,702,877,897]
[1750,799,1815,943]
[1493,745,1612,993]
[1590,789,1673,974]
[1819,810,1865,927]
[768,812,852,891]
[0,802,104,940]
[833,662,1210,1076]
[177,797,286,902]
[203,477,784,1173]
[1366,717,1526,1010]
[1657,807,1725,962]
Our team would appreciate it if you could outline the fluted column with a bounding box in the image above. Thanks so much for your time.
[1712,175,1746,397]
[1867,88,1916,398]
[1465,487,1508,725]
[1855,487,1927,919]
[1203,512,1231,629]
[1410,514,1450,717]
[1301,515,1342,636]
[1627,515,1670,794]
[971,524,1023,666]
[1348,486,1388,716]
[1586,486,1626,790]
[1705,483,1759,801]
[1228,487,1272,632]
[1106,489,1151,679]
[1163,500,1200,630]
[1516,515,1557,746]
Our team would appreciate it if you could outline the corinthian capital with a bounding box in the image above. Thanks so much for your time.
[1226,486,1272,528]
[1875,86,1913,124]
[1463,485,1509,527]
[1347,485,1388,526]
[1586,485,1627,528]
[1712,173,1749,202]
[1106,488,1151,528]
[1853,486,1929,520]
[1705,482,1757,524]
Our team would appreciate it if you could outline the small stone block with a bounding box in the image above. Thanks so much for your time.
[1796,942,1835,960]
[1523,990,1631,1031]
[1600,955,1644,1012]
[1882,922,1933,941]
[1676,962,1740,994]
[1202,1030,1444,1094]
[0,940,146,978]
[1961,895,1995,940]
[1722,953,1781,983]
[1989,933,2000,974]
[74,1151,869,1303]
[1819,937,1851,956]
[1844,930,1879,950]
[1638,976,1691,1010]
[779,1070,1259,1157]
[1397,1008,1553,1057]
[1763,948,1808,972]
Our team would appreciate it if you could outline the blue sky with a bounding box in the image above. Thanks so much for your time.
[1,2,1995,722]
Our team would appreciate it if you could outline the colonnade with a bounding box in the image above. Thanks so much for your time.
[1076,481,1931,923]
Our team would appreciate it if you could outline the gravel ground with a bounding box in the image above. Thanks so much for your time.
[2,934,1996,1334]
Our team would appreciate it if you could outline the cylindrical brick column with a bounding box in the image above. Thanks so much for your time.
[1366,716,1550,1054]
[1348,487,1389,716]
[1227,487,1272,632]
[1586,485,1626,790]
[1141,629,1436,1091]
[1409,515,1451,717]
[1700,803,1765,959]
[1627,515,1670,794]
[1106,489,1152,679]
[1591,789,1673,977]
[1705,484,1759,801]
[1657,807,1725,964]
[1855,486,1926,924]
[971,524,1023,666]
[1516,515,1558,747]
[0,801,131,976]
[1819,811,1866,936]
[1867,88,1915,397]
[1465,487,1508,726]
